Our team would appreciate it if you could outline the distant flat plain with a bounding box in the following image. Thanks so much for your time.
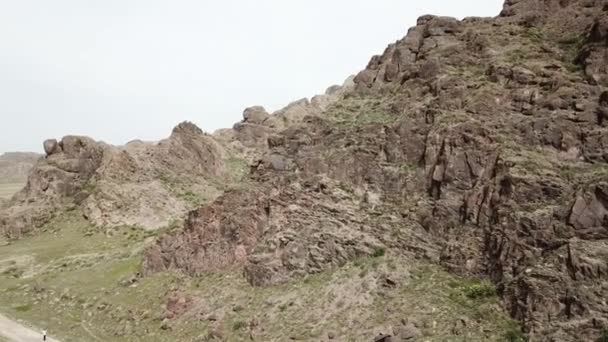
[0,183,24,199]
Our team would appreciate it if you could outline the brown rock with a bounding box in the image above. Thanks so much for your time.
[243,106,270,125]
[394,323,422,340]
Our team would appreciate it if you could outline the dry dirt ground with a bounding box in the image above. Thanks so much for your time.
[0,313,59,342]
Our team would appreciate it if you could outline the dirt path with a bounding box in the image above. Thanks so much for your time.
[0,314,59,342]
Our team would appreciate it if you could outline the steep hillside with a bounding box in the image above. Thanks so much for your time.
[1,0,607,341]
[145,0,608,340]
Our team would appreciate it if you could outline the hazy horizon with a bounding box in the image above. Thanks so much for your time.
[1,0,503,154]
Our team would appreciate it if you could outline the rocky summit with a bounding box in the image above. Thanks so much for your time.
[1,0,608,341]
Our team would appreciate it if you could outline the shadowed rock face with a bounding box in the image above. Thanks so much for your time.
[145,0,608,340]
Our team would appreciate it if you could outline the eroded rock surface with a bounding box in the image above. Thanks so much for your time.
[3,0,608,340]
[0,122,228,236]
[145,1,608,340]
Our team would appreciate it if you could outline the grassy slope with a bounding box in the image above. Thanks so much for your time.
[0,210,523,341]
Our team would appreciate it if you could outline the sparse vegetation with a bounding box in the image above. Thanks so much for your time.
[0,221,521,342]
[371,247,386,258]
[231,320,247,331]
[503,324,527,342]
[0,210,179,341]
[81,182,97,195]
[558,34,586,73]
[13,304,32,313]
[400,163,418,173]
[177,190,206,205]
[524,27,545,44]
[325,94,398,127]
[160,174,221,207]
[225,157,249,182]
[461,280,497,299]
[597,328,608,342]
[505,48,530,65]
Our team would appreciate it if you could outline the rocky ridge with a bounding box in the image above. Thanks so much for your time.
[144,0,608,340]
[1,0,607,340]
[0,78,354,238]
[0,124,226,236]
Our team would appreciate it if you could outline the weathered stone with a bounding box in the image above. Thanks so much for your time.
[43,139,59,156]
[243,106,270,125]
[393,323,422,340]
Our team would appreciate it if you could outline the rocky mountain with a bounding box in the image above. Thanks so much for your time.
[0,78,353,238]
[0,152,41,183]
[144,0,608,340]
[1,0,607,341]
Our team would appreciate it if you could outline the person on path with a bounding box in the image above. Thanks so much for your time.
[42,329,47,341]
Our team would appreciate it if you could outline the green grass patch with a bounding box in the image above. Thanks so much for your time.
[325,94,399,128]
[0,209,178,341]
[225,157,249,181]
[524,27,545,44]
[177,190,205,205]
[461,281,497,299]
[334,111,394,127]
[232,320,247,331]
[597,328,608,342]
[503,322,527,342]
[81,182,97,195]
[505,48,530,65]
[371,247,386,258]
[557,34,586,73]
[14,304,32,312]
[400,163,418,173]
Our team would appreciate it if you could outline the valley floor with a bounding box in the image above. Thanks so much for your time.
[0,313,59,342]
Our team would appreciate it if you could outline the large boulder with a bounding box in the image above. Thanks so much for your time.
[568,184,608,231]
[43,139,59,156]
[243,106,270,125]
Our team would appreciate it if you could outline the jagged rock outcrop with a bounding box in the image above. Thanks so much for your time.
[0,122,229,236]
[82,122,228,229]
[213,76,355,160]
[145,1,608,340]
[2,0,605,340]
[350,1,608,339]
[0,136,106,236]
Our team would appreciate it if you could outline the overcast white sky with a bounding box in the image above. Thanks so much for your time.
[0,0,503,153]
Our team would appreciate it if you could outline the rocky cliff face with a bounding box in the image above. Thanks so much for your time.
[3,0,607,340]
[144,0,608,340]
